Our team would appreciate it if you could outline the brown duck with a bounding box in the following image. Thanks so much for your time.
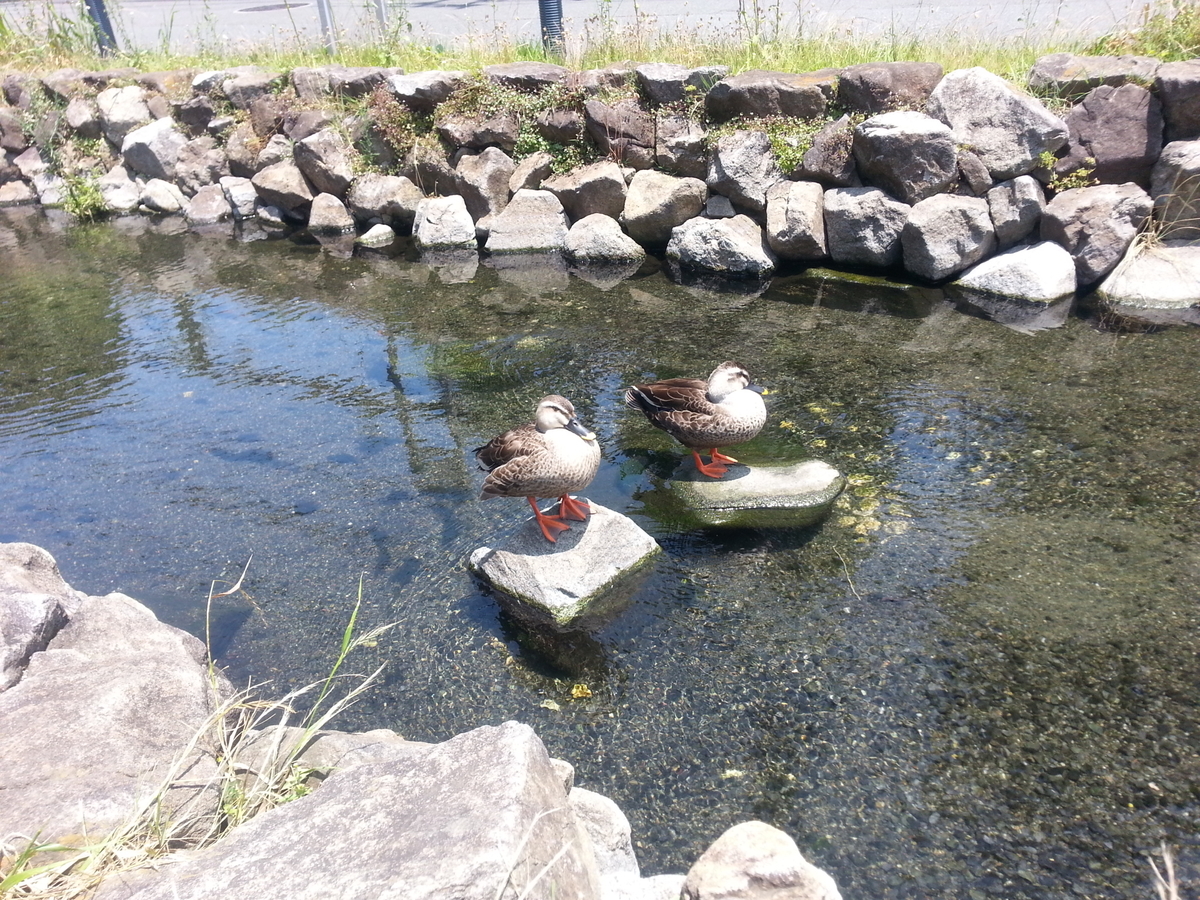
[625,361,767,478]
[476,395,602,542]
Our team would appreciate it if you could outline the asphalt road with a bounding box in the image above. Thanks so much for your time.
[1,0,1143,58]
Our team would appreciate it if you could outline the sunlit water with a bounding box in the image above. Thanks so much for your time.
[2,208,1197,898]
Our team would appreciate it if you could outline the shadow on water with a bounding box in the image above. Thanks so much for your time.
[2,208,1199,898]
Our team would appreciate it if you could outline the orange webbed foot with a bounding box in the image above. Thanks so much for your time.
[527,496,572,542]
[710,448,739,464]
[557,494,591,522]
[691,451,729,479]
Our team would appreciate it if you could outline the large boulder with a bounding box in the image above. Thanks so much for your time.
[141,177,189,213]
[99,164,143,214]
[307,192,356,234]
[347,173,424,230]
[0,585,232,846]
[1154,59,1200,143]
[797,115,858,187]
[219,67,287,110]
[682,820,841,900]
[634,63,728,105]
[184,183,234,225]
[121,117,188,182]
[928,66,1069,179]
[510,151,555,193]
[65,96,103,140]
[656,115,708,179]
[823,187,911,268]
[583,99,655,169]
[1150,139,1200,242]
[412,195,478,251]
[0,107,28,153]
[483,189,569,254]
[92,721,602,900]
[949,241,1078,332]
[1027,52,1161,98]
[1040,182,1152,285]
[987,175,1046,248]
[666,214,777,279]
[385,69,468,114]
[1093,241,1200,326]
[853,110,959,204]
[483,61,569,91]
[621,170,707,246]
[569,788,641,899]
[251,160,315,213]
[220,175,259,220]
[174,135,230,196]
[293,128,355,198]
[565,214,646,264]
[837,61,944,113]
[705,69,832,122]
[1056,83,1163,187]
[902,194,996,280]
[706,129,783,213]
[0,543,84,691]
[765,180,827,261]
[96,85,152,146]
[436,111,519,154]
[543,160,628,222]
[455,146,515,221]
[469,503,660,631]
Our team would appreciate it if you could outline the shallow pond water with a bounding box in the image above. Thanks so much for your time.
[2,209,1198,898]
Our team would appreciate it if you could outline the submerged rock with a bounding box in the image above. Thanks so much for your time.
[1093,241,1200,326]
[468,502,660,631]
[652,460,845,529]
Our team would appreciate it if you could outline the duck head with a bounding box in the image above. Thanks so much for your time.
[535,395,597,441]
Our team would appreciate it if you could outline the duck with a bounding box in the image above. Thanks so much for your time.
[475,395,602,542]
[625,361,767,478]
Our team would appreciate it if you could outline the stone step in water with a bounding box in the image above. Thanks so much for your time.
[469,501,661,632]
[644,459,846,529]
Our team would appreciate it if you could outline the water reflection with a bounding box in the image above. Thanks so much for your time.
[1,209,1197,898]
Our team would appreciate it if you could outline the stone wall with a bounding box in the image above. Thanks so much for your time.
[1,56,1199,326]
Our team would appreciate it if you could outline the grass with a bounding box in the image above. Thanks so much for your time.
[3,0,1196,83]
[0,566,395,900]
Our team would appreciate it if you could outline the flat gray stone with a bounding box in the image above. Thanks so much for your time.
[469,502,660,631]
[663,460,845,528]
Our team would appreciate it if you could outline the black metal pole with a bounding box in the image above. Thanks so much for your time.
[84,0,118,55]
[538,0,563,55]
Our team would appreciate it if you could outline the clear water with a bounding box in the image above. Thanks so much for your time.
[2,208,1197,898]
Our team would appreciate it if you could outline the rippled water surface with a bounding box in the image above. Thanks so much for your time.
[2,209,1198,898]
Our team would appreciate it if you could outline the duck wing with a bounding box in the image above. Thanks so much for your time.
[474,423,540,473]
[624,378,713,415]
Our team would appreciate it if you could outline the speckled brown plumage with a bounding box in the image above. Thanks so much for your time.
[625,361,767,477]
[476,395,601,540]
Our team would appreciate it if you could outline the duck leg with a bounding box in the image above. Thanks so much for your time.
[710,448,740,464]
[557,494,591,521]
[690,449,729,478]
[528,496,571,542]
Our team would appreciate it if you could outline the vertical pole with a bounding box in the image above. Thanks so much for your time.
[315,0,337,54]
[373,0,388,30]
[84,0,119,55]
[538,0,563,54]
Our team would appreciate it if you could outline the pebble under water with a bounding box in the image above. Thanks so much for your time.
[1,209,1197,898]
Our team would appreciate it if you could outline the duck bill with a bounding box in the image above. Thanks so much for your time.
[567,419,597,441]
[748,383,766,394]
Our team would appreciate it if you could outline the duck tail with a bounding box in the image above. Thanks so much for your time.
[624,385,660,413]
